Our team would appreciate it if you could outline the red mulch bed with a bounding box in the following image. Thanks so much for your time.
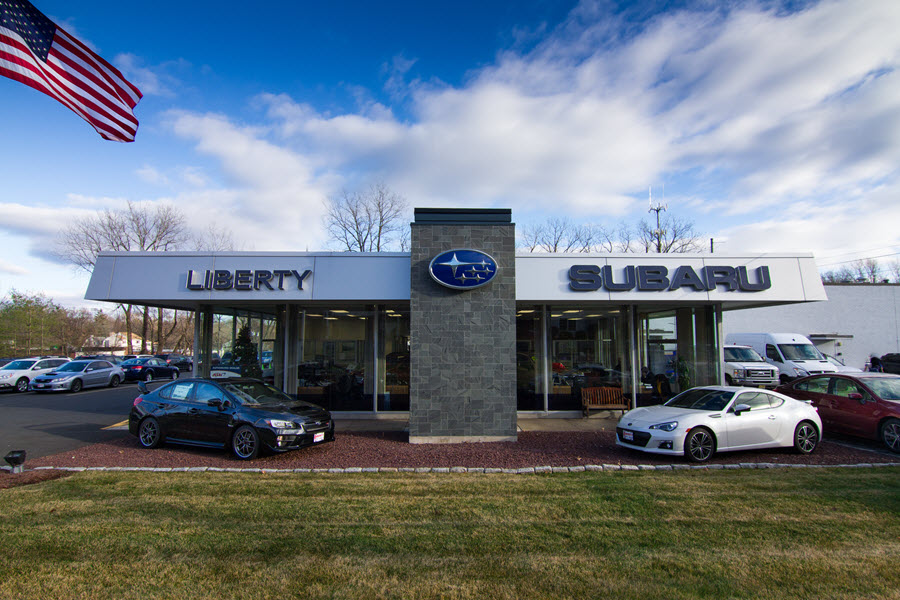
[17,431,899,474]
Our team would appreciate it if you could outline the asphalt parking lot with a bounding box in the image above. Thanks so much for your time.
[0,383,144,459]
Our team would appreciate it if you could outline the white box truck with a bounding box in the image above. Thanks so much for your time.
[725,333,837,384]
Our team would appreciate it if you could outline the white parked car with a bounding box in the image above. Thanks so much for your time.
[824,354,862,373]
[616,386,822,462]
[0,356,70,393]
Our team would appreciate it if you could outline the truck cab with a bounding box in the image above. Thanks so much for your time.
[723,344,779,388]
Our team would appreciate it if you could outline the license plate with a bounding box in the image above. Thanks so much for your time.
[623,430,634,441]
[314,432,325,443]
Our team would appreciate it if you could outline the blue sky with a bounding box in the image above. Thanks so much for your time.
[2,0,899,308]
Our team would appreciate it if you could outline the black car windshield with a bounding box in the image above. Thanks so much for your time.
[3,360,36,370]
[860,376,900,401]
[724,347,764,362]
[121,358,148,366]
[56,362,88,372]
[220,381,294,406]
[665,388,735,411]
[778,344,823,361]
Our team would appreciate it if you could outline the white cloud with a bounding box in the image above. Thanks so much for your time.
[165,110,334,250]
[0,260,28,276]
[145,0,899,259]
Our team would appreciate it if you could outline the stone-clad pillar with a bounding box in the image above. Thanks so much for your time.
[409,208,517,443]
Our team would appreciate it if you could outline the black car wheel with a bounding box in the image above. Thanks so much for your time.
[145,371,154,382]
[70,379,83,393]
[171,370,178,380]
[793,420,819,454]
[109,375,120,388]
[138,417,163,449]
[684,427,715,463]
[15,377,29,393]
[231,425,260,460]
[880,418,900,453]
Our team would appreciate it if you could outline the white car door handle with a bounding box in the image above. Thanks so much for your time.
[768,415,777,420]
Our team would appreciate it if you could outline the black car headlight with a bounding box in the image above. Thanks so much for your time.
[264,419,304,434]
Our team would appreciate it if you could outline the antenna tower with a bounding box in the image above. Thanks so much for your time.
[648,186,667,253]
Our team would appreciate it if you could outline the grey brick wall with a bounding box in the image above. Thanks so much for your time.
[409,223,517,442]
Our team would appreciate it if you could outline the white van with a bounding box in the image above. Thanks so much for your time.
[725,333,837,383]
[723,344,779,388]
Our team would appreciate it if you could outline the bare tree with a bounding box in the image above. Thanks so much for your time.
[850,258,881,283]
[57,201,190,353]
[888,260,900,283]
[519,214,697,254]
[520,218,596,253]
[325,182,408,252]
[191,221,240,252]
[636,213,703,253]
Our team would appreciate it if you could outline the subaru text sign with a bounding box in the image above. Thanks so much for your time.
[429,249,498,290]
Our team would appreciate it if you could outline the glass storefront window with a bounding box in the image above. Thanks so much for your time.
[378,307,410,411]
[295,308,374,411]
[637,306,718,406]
[516,307,544,410]
[547,308,631,411]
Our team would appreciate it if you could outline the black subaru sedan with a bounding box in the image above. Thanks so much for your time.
[129,378,334,459]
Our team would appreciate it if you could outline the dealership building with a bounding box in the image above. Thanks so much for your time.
[85,208,826,443]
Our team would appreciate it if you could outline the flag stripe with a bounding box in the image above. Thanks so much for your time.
[47,45,139,126]
[56,28,140,106]
[0,28,137,137]
[0,34,137,141]
[0,1,141,142]
[0,51,130,141]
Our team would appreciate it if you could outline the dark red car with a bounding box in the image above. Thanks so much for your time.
[776,373,900,453]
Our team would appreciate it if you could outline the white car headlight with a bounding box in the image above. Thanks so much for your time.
[649,421,678,432]
[266,419,296,429]
[0,373,12,380]
[733,369,745,378]
[793,367,809,377]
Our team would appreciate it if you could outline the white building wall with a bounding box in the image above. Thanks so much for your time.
[723,284,900,370]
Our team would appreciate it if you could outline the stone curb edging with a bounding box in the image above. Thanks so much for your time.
[7,462,899,474]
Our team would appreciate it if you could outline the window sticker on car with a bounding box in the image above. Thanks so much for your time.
[171,384,192,400]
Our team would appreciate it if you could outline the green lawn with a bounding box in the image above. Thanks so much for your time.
[1,468,898,599]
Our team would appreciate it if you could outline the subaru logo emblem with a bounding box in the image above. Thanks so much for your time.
[429,249,498,290]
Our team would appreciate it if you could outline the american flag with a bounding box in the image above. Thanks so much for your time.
[0,0,142,142]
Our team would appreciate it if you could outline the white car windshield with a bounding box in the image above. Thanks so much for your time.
[779,344,823,361]
[665,388,735,411]
[725,347,764,362]
[3,360,36,370]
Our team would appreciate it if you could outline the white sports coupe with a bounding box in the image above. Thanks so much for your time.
[616,386,822,462]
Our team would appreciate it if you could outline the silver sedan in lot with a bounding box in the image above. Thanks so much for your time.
[30,360,125,393]
[616,386,822,462]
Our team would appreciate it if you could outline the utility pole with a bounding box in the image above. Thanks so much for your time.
[648,186,667,253]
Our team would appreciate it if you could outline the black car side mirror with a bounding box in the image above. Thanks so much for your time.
[733,403,751,415]
[208,398,231,410]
